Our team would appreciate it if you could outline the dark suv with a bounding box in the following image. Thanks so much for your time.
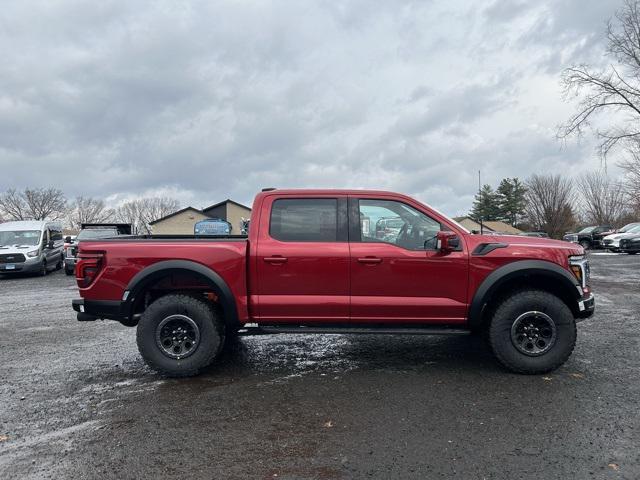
[563,225,613,250]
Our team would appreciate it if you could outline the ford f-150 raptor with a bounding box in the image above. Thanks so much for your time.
[72,189,595,377]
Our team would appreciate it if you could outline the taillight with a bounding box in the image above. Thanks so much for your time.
[76,252,104,288]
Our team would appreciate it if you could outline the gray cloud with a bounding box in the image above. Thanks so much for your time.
[0,0,625,215]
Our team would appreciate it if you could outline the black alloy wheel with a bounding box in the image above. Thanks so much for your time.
[510,311,557,356]
[155,314,201,359]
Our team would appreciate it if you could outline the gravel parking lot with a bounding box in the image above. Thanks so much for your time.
[1,253,639,480]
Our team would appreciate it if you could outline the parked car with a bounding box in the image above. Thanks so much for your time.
[620,233,640,254]
[0,221,64,276]
[563,225,613,249]
[520,232,550,238]
[71,188,594,377]
[65,223,132,275]
[602,223,640,251]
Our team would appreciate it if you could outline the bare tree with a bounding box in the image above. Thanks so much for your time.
[524,174,577,239]
[0,189,28,220]
[0,188,67,221]
[559,0,640,158]
[577,171,628,225]
[68,197,116,230]
[115,197,180,234]
[619,150,640,213]
[24,188,67,220]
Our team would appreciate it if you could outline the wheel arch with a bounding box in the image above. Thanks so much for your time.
[123,260,240,330]
[468,260,581,331]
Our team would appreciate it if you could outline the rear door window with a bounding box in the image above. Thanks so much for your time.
[270,199,338,242]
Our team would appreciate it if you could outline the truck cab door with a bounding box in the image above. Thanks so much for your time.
[348,196,468,324]
[253,195,349,323]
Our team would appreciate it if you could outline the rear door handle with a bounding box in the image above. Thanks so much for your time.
[264,256,288,264]
[357,257,382,264]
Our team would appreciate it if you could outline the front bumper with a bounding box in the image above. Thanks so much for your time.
[0,258,43,274]
[576,293,595,320]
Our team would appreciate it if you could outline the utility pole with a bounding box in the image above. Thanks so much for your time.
[478,170,483,235]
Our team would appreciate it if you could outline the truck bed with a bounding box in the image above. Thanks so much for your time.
[76,237,250,322]
[92,234,248,241]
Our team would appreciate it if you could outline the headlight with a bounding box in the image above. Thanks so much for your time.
[26,249,40,258]
[569,255,589,288]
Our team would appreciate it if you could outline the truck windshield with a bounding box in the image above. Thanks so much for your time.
[77,229,118,240]
[578,226,597,234]
[0,230,41,246]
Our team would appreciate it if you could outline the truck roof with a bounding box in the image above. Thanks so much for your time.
[259,188,402,196]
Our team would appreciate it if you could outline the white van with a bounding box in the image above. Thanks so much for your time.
[0,221,64,276]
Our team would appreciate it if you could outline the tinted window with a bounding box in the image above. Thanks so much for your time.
[270,199,337,242]
[358,199,441,250]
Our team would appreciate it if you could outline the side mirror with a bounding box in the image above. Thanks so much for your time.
[65,236,71,243]
[436,231,459,252]
[48,240,55,249]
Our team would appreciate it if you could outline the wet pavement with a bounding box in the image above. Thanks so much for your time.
[1,253,639,479]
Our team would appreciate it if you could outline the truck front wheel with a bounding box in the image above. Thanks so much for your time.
[136,294,225,377]
[489,290,576,374]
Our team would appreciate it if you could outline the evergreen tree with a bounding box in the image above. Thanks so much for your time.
[496,177,527,227]
[470,184,501,221]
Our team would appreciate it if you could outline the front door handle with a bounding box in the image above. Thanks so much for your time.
[264,256,288,264]
[357,257,382,264]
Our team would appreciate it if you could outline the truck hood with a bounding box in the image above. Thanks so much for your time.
[471,234,583,253]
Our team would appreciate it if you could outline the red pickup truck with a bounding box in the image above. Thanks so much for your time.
[72,189,594,377]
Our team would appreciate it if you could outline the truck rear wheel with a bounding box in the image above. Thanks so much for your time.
[136,294,225,377]
[488,290,576,374]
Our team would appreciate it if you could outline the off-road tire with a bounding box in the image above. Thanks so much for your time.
[136,294,225,377]
[489,289,576,374]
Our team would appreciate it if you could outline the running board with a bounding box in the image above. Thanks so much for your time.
[238,326,471,336]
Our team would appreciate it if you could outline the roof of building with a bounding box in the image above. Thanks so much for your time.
[452,217,522,235]
[202,198,252,212]
[483,221,522,235]
[148,207,205,225]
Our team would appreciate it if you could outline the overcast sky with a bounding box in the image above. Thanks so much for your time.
[0,0,624,216]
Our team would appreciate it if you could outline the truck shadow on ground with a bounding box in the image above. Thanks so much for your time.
[201,333,503,378]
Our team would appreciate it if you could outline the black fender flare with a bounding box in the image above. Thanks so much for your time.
[467,260,581,330]
[123,260,240,329]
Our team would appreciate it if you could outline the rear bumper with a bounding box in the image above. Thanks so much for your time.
[72,298,126,321]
